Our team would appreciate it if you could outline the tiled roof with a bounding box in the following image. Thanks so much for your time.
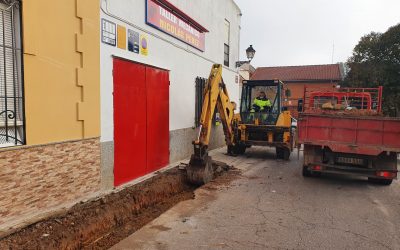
[251,64,342,81]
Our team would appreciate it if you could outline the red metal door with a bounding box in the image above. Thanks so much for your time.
[113,59,170,186]
[146,67,170,172]
[113,58,147,186]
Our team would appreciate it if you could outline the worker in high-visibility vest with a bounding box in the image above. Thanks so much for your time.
[251,91,272,112]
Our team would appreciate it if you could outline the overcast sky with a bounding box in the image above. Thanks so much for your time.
[234,0,400,67]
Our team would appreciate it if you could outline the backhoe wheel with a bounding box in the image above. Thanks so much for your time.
[302,165,312,177]
[236,144,246,155]
[276,147,291,160]
[228,144,246,155]
[368,178,393,186]
[283,148,290,160]
[227,145,236,155]
[276,147,283,159]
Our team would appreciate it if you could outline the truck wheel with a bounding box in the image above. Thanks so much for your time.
[302,165,312,177]
[368,178,393,185]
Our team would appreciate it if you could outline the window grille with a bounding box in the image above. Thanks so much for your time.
[224,44,230,67]
[223,20,230,67]
[0,0,25,147]
[195,77,207,127]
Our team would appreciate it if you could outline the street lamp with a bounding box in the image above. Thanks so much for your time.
[236,45,256,68]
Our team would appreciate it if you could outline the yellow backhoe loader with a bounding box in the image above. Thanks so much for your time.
[186,64,295,185]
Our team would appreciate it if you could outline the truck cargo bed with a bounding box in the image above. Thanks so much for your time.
[298,113,400,155]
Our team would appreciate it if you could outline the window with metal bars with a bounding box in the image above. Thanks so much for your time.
[0,0,25,147]
[224,44,230,67]
[195,77,219,127]
[223,19,230,67]
[195,77,206,127]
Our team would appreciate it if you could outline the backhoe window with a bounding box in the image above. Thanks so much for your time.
[240,84,280,125]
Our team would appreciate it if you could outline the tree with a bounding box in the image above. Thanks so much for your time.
[345,23,400,116]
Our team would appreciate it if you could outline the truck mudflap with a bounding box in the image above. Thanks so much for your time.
[304,163,398,179]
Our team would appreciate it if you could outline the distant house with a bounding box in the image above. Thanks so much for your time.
[239,63,256,82]
[251,64,344,117]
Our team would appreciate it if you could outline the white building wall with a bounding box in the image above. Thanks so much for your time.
[100,0,242,143]
[239,70,250,81]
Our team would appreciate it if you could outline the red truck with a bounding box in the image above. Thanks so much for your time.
[297,86,400,185]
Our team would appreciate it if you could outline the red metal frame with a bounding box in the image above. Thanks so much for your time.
[378,86,383,113]
[302,86,382,114]
[309,92,372,110]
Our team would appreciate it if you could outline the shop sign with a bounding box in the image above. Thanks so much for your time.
[146,0,206,51]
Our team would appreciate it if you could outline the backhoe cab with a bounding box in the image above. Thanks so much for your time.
[235,80,294,159]
[187,65,295,185]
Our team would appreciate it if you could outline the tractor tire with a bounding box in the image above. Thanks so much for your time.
[276,147,290,160]
[237,145,246,155]
[227,144,246,155]
[227,145,236,155]
[276,147,283,159]
[368,178,393,186]
[283,148,291,161]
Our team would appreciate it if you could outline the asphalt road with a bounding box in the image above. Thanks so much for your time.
[112,147,400,250]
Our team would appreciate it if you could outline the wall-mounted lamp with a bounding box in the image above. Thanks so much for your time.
[236,45,256,68]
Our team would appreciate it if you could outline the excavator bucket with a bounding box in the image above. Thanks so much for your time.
[186,155,214,185]
[186,64,236,185]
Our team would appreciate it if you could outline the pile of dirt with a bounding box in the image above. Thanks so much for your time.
[0,163,239,250]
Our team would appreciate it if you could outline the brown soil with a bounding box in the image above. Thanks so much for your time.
[0,163,239,250]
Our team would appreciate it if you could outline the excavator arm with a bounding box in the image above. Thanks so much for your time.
[187,64,237,185]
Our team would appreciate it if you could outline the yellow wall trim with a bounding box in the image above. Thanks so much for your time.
[22,0,100,145]
[75,0,101,138]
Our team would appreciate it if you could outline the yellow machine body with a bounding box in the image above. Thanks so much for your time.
[187,67,295,184]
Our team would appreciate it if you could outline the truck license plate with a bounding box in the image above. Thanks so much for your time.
[336,157,364,165]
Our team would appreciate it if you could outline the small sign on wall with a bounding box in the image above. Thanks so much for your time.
[140,34,148,56]
[128,29,140,54]
[102,18,148,57]
[101,19,116,46]
[117,25,127,49]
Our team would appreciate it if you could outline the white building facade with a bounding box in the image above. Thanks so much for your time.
[100,0,242,188]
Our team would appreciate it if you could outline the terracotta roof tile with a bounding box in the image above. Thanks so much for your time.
[251,64,342,81]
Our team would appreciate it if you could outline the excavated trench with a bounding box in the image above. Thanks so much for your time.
[0,163,238,250]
